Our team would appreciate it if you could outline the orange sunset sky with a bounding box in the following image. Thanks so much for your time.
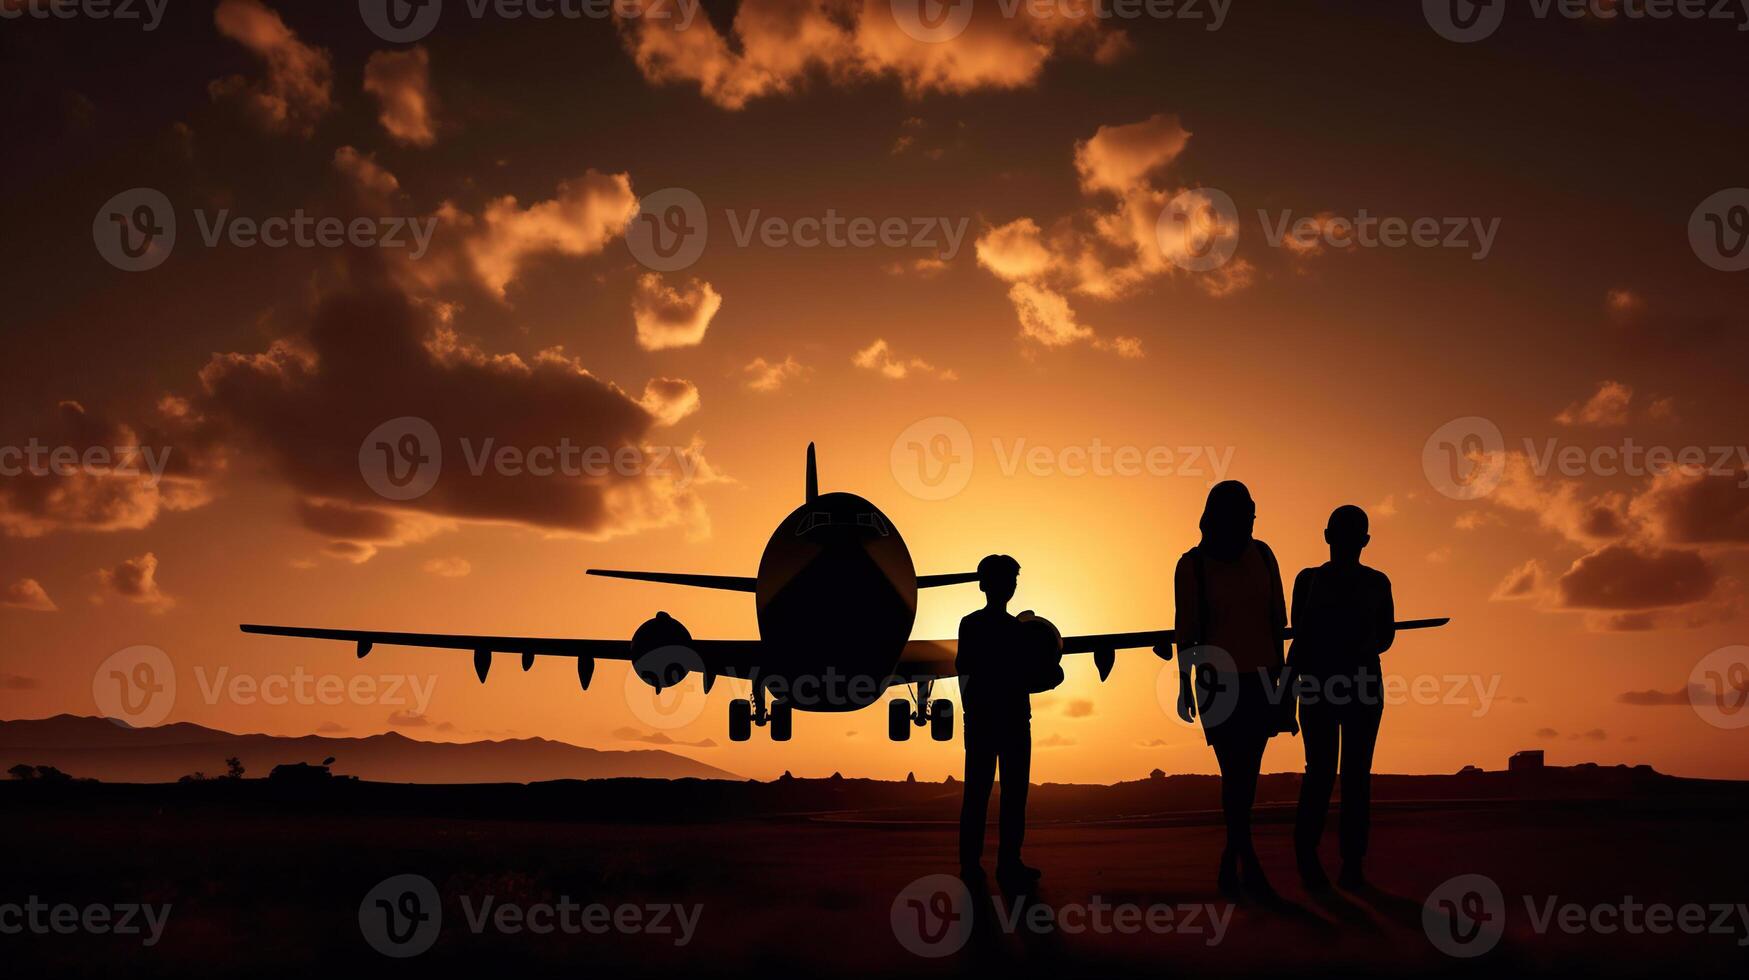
[2,1,1747,782]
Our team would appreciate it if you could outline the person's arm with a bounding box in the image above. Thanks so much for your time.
[1287,568,1313,671]
[1375,573,1396,656]
[1173,555,1197,723]
[955,616,978,677]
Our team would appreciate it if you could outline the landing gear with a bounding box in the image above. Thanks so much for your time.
[929,699,954,742]
[888,678,955,742]
[729,698,752,742]
[729,681,792,742]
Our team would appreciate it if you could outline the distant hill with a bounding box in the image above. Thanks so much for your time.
[0,715,737,783]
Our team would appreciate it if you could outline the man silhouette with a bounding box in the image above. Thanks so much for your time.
[956,554,1040,887]
[1290,505,1395,891]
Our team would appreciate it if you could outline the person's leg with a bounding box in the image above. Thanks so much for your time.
[995,725,1032,871]
[958,725,998,871]
[1338,699,1384,875]
[1219,732,1274,897]
[1296,694,1340,873]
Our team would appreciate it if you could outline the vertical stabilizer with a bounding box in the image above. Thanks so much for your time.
[806,443,818,502]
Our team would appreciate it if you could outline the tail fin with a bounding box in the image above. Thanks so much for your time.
[806,443,818,502]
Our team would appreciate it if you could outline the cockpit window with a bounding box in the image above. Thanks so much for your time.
[795,512,834,535]
[856,512,891,536]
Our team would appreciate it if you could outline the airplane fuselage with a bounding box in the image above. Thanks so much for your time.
[754,491,917,711]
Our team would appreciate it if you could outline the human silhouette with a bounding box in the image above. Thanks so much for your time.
[1174,481,1293,901]
[1290,505,1395,891]
[956,553,1041,888]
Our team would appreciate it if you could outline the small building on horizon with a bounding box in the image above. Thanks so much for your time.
[1509,749,1545,772]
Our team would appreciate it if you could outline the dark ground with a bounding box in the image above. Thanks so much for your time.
[3,775,1746,977]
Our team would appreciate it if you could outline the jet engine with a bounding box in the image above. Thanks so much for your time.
[630,611,700,693]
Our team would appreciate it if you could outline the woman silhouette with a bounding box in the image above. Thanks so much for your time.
[1174,480,1292,900]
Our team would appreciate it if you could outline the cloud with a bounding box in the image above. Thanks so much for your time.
[1617,686,1705,706]
[631,273,723,350]
[636,377,702,427]
[1485,451,1632,545]
[1005,282,1143,357]
[208,0,332,137]
[1604,288,1644,318]
[1062,698,1094,718]
[333,146,401,204]
[1491,559,1544,600]
[852,339,956,380]
[1573,728,1607,741]
[1074,114,1191,196]
[3,578,58,612]
[974,115,1248,355]
[743,356,808,392]
[612,0,1111,110]
[422,556,472,578]
[612,726,717,748]
[181,259,721,548]
[1036,733,1076,748]
[387,709,432,728]
[0,400,214,538]
[1556,380,1632,426]
[296,497,448,563]
[96,552,174,612]
[1629,465,1749,546]
[363,47,437,146]
[0,673,42,690]
[884,256,950,277]
[1552,544,1715,611]
[1535,727,1559,738]
[426,171,639,299]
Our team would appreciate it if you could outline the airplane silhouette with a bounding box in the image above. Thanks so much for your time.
[241,445,1449,742]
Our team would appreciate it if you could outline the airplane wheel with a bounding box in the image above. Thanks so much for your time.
[729,699,752,742]
[930,699,954,741]
[769,699,793,742]
[888,699,912,741]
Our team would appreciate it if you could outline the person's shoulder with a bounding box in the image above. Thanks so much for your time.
[1359,563,1392,589]
[1294,566,1319,586]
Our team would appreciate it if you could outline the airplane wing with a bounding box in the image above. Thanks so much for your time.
[585,569,757,591]
[893,618,1451,685]
[237,624,764,688]
[587,568,981,590]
